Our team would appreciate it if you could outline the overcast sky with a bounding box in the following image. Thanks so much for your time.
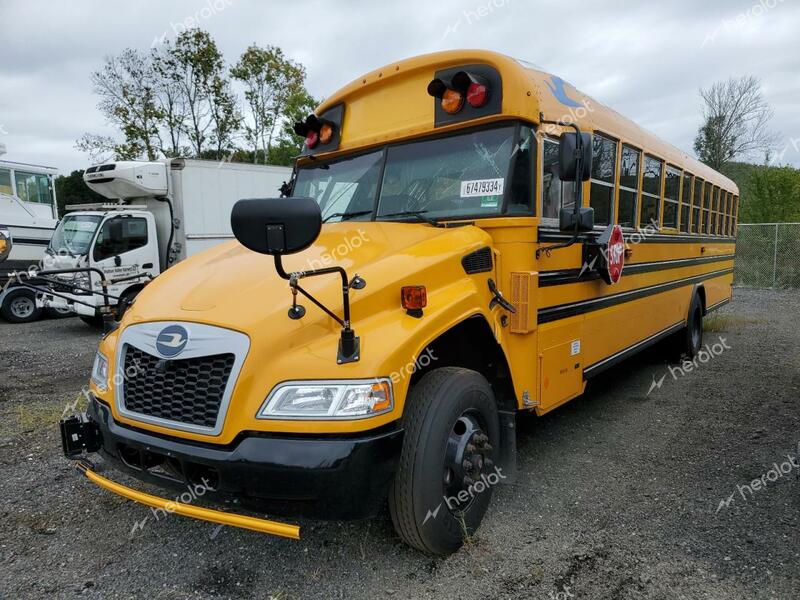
[1,0,799,174]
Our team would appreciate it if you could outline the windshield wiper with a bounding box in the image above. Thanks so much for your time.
[322,210,373,223]
[379,210,441,227]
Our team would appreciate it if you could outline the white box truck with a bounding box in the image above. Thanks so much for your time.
[34,158,291,326]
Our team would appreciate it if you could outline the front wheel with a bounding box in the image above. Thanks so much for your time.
[1,289,42,323]
[389,367,500,556]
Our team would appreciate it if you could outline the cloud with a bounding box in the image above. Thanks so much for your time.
[1,0,798,173]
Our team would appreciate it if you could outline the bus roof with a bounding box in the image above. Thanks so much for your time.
[315,49,737,194]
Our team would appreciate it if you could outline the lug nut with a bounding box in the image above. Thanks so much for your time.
[466,443,477,454]
[472,455,484,471]
[462,459,473,472]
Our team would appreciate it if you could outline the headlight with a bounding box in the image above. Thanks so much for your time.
[72,273,91,294]
[257,379,393,419]
[91,352,109,391]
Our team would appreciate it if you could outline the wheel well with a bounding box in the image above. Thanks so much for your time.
[695,285,707,315]
[411,316,516,409]
[120,283,145,300]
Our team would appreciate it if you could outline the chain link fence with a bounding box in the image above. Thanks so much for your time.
[734,223,800,289]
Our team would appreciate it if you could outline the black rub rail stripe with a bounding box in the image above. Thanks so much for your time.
[8,237,50,246]
[538,229,736,245]
[539,254,736,287]
[537,267,734,324]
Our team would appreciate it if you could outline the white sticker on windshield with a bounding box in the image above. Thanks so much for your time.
[460,178,504,198]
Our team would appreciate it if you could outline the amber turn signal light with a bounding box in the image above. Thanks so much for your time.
[401,286,427,311]
[319,123,334,145]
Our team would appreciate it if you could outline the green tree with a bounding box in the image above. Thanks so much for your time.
[740,163,800,223]
[694,76,775,171]
[54,170,107,215]
[232,45,311,164]
[89,49,163,161]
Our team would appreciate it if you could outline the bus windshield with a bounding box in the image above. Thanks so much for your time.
[293,124,532,223]
[48,214,102,256]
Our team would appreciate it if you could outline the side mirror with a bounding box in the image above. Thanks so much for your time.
[559,207,595,232]
[0,226,11,262]
[559,132,592,182]
[231,197,321,256]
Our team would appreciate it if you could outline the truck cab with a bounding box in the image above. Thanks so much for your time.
[39,206,161,324]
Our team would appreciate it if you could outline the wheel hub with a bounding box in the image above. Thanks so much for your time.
[10,296,35,319]
[443,413,493,512]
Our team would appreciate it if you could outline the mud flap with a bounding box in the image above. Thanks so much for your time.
[497,409,517,484]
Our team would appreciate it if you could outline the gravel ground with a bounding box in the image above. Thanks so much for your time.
[0,288,798,600]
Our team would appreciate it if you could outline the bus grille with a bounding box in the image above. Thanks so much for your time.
[122,346,235,428]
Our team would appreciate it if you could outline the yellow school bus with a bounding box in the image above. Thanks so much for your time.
[61,50,737,555]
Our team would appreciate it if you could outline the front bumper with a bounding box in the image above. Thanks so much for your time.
[81,399,404,520]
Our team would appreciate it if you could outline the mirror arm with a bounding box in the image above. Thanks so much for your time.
[536,113,586,259]
[273,255,360,362]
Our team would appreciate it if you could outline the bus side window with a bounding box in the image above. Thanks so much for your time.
[589,134,617,226]
[640,156,662,228]
[542,138,574,219]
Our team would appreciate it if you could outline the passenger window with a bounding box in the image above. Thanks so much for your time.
[692,178,703,234]
[0,169,12,195]
[663,166,680,229]
[541,138,574,219]
[702,183,711,234]
[589,134,617,226]
[680,173,692,233]
[618,145,640,228]
[93,217,148,262]
[640,156,662,228]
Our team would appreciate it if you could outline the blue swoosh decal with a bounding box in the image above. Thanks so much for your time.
[545,75,583,108]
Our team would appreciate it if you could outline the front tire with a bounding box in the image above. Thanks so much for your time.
[389,367,500,556]
[1,289,42,323]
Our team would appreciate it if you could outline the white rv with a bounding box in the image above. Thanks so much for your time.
[36,158,291,325]
[0,160,59,322]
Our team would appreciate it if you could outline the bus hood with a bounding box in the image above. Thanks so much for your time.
[123,221,494,336]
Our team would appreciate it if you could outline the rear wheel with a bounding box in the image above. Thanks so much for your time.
[389,367,500,556]
[674,292,703,358]
[1,289,42,323]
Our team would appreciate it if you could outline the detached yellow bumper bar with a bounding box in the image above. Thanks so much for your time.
[75,461,300,540]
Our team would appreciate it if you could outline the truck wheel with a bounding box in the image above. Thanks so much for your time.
[673,292,703,358]
[389,367,500,556]
[1,289,42,323]
[45,306,73,319]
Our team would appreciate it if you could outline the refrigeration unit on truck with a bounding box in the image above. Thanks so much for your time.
[35,158,291,325]
[0,159,59,323]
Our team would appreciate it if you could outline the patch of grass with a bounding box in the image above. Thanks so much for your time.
[0,391,88,439]
[703,314,759,332]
